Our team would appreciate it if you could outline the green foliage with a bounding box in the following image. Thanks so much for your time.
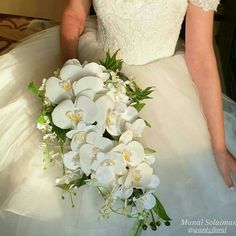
[48,114,69,142]
[100,50,123,71]
[27,81,42,98]
[152,194,172,221]
[126,82,155,112]
[42,142,53,170]
[37,114,45,124]
[127,83,154,102]
[144,120,151,128]
[130,220,143,236]
[56,174,87,191]
[134,103,145,112]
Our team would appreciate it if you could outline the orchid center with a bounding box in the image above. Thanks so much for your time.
[104,159,116,166]
[123,150,131,162]
[76,132,86,142]
[106,112,116,126]
[133,170,142,183]
[60,81,72,92]
[66,111,82,123]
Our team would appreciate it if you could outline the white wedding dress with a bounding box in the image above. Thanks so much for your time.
[1,0,236,235]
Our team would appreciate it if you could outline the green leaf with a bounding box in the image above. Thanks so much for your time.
[48,114,69,142]
[144,147,156,154]
[56,183,70,191]
[100,50,123,71]
[70,174,87,188]
[133,102,145,112]
[152,194,172,221]
[129,220,143,236]
[28,81,42,97]
[56,175,87,191]
[144,120,151,128]
[37,114,45,125]
[42,143,53,169]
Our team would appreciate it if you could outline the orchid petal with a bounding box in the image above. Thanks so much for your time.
[131,119,146,137]
[86,131,98,145]
[136,193,156,210]
[95,95,115,133]
[45,77,70,104]
[52,99,74,129]
[120,130,133,144]
[95,165,115,185]
[147,175,160,189]
[66,130,78,139]
[60,64,83,81]
[97,72,110,81]
[136,162,153,187]
[64,59,82,66]
[75,96,98,124]
[83,62,103,75]
[73,76,104,96]
[122,106,138,122]
[126,141,145,166]
[63,151,79,170]
[78,89,95,100]
[79,144,94,176]
[94,137,114,151]
[144,154,156,165]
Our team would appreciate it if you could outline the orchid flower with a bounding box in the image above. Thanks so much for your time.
[66,121,99,151]
[52,96,98,129]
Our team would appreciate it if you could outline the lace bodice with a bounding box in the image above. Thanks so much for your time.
[93,0,220,65]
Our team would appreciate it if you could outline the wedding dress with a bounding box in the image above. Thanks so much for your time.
[1,0,236,235]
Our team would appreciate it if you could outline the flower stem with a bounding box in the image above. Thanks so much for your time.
[150,210,155,222]
[134,220,143,236]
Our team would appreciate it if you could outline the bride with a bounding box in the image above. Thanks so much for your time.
[0,0,236,235]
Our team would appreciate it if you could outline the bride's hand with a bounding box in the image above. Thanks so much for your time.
[214,149,236,189]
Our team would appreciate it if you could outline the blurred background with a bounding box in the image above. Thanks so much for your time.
[0,0,235,101]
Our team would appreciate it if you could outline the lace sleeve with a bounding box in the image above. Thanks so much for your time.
[188,0,220,11]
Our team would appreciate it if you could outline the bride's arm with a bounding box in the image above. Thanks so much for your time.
[60,0,92,62]
[185,3,236,188]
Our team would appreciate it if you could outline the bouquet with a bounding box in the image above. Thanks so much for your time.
[28,51,171,235]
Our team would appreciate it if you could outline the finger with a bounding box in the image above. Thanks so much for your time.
[222,171,234,189]
[229,158,236,173]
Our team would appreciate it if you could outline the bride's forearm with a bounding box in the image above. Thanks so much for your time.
[185,49,226,153]
[60,0,92,62]
[60,11,84,62]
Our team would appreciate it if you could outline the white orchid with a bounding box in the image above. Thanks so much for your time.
[134,192,156,211]
[91,151,126,185]
[45,60,109,104]
[123,162,153,189]
[66,121,99,151]
[72,76,105,98]
[113,184,133,199]
[82,62,110,82]
[106,106,138,136]
[45,60,84,104]
[113,130,145,167]
[125,118,146,138]
[45,76,74,104]
[63,151,80,170]
[79,132,114,176]
[52,96,98,129]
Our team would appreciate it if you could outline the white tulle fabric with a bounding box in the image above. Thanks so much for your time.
[0,1,236,236]
[94,0,220,65]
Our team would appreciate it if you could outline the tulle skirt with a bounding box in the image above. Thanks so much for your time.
[0,16,236,236]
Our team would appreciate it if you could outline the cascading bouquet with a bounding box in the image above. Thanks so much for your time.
[28,51,171,235]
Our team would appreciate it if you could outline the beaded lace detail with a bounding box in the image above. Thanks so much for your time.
[93,0,220,65]
[189,0,220,11]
